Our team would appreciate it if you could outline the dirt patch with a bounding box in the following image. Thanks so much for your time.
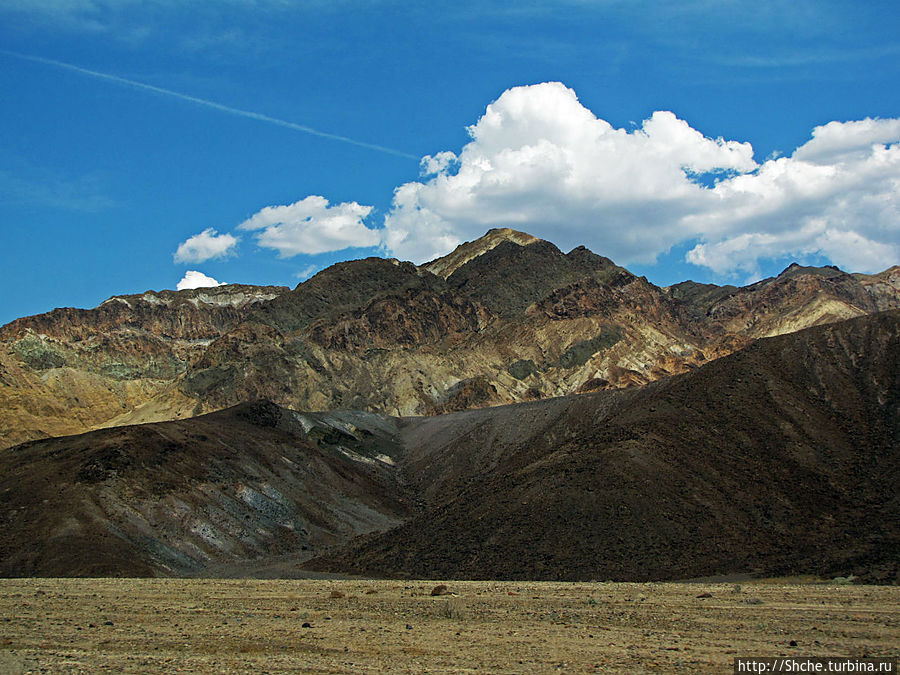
[0,578,896,673]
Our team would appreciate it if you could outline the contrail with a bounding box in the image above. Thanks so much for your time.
[0,49,418,160]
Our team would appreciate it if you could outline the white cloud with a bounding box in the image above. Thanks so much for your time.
[238,195,380,257]
[173,228,238,263]
[295,264,319,281]
[380,82,900,274]
[176,270,226,290]
[792,117,900,164]
[685,122,900,274]
[420,151,459,176]
[383,82,757,265]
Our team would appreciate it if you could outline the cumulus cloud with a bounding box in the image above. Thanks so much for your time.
[792,117,900,164]
[684,121,900,275]
[420,151,459,176]
[377,83,900,275]
[176,270,226,291]
[238,195,380,257]
[173,228,238,263]
[382,82,760,266]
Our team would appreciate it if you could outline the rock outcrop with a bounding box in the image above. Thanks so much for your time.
[0,285,288,447]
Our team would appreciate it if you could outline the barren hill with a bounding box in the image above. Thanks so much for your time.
[318,310,899,583]
[2,310,897,581]
[0,401,409,577]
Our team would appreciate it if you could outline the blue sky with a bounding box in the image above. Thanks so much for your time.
[1,0,898,325]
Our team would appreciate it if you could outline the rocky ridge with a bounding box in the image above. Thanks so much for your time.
[1,229,898,449]
[0,284,288,448]
[316,309,900,583]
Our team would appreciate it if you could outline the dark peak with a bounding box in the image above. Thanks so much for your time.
[666,280,740,314]
[423,228,542,279]
[293,256,419,289]
[443,237,611,317]
[566,245,612,265]
[253,256,442,332]
[228,399,285,428]
[774,262,848,282]
[293,256,436,299]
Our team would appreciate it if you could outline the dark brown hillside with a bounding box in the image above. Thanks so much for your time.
[444,239,624,317]
[247,257,440,332]
[2,312,897,580]
[0,401,410,577]
[314,310,900,583]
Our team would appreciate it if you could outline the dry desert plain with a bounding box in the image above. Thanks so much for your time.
[0,578,897,673]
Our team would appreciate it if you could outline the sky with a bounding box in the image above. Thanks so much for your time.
[0,0,898,325]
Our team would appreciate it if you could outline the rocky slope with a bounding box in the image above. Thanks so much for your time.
[315,310,900,583]
[0,284,288,448]
[0,400,409,576]
[2,310,897,580]
[172,229,899,422]
[2,229,898,449]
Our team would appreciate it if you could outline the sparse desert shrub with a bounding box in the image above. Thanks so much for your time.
[440,598,466,620]
[830,576,857,585]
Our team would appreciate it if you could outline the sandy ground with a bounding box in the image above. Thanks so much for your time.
[0,578,896,673]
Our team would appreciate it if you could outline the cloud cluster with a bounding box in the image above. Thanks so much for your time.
[684,117,900,275]
[381,82,899,275]
[173,228,238,263]
[176,270,225,290]
[172,83,898,279]
[237,195,380,257]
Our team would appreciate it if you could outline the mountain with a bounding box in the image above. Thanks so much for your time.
[315,310,899,583]
[0,284,289,448]
[2,310,897,581]
[1,229,898,449]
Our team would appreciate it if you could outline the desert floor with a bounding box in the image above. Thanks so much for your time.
[0,578,896,673]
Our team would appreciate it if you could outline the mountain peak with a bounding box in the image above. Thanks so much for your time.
[775,262,846,282]
[422,228,542,279]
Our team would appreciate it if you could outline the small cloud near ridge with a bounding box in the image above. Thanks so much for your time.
[176,270,225,290]
[238,195,380,257]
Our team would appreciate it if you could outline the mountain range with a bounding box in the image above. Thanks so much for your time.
[2,228,898,449]
[0,229,898,582]
[1,310,897,581]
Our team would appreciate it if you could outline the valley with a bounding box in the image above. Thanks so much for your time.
[0,578,897,673]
